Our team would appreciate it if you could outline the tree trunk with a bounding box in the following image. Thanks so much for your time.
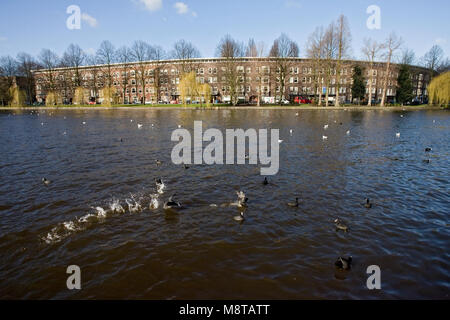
[367,63,373,106]
[380,53,391,107]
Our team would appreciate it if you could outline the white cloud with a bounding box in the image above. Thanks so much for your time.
[81,13,98,27]
[435,38,447,45]
[85,48,96,55]
[285,1,302,9]
[191,11,197,17]
[174,2,189,14]
[0,36,7,41]
[139,0,163,12]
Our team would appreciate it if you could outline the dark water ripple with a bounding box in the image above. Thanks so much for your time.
[0,108,449,299]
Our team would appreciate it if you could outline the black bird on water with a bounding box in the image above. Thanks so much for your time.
[263,177,269,185]
[163,194,182,209]
[42,178,51,186]
[425,147,432,152]
[335,256,352,270]
[364,198,373,208]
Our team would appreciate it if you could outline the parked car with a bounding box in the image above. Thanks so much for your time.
[276,99,290,105]
[294,96,312,104]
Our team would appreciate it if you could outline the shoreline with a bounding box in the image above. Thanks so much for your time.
[0,105,447,111]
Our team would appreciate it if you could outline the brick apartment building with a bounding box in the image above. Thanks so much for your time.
[32,57,430,105]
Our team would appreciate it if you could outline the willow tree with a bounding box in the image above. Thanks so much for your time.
[428,71,449,106]
[73,87,87,105]
[179,71,197,106]
[198,83,212,107]
[100,86,118,106]
[9,86,25,106]
[45,91,61,106]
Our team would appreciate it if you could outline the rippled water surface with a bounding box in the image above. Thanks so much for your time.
[0,108,449,299]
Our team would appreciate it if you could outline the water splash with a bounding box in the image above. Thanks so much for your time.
[149,194,160,209]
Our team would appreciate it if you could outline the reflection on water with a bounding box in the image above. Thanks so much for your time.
[0,108,449,299]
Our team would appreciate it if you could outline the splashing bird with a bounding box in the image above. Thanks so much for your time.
[236,191,249,208]
[149,194,159,209]
[163,194,182,209]
[156,178,165,194]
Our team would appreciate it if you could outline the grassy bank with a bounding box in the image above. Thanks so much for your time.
[0,104,446,111]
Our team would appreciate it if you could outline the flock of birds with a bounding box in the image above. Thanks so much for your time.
[37,110,436,271]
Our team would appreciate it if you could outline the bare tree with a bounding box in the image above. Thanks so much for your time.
[96,40,116,97]
[323,23,338,107]
[216,35,245,105]
[400,48,415,65]
[131,40,152,104]
[362,38,384,106]
[171,39,201,75]
[306,26,326,105]
[246,38,258,57]
[85,54,101,103]
[436,57,450,73]
[116,46,133,104]
[16,52,38,105]
[245,39,266,105]
[334,15,352,107]
[380,32,403,107]
[62,44,86,88]
[421,45,444,80]
[150,45,167,103]
[269,33,299,104]
[38,49,59,96]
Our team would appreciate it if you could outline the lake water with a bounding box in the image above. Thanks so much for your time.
[0,108,448,299]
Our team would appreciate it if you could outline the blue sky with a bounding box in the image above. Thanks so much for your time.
[0,0,448,63]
